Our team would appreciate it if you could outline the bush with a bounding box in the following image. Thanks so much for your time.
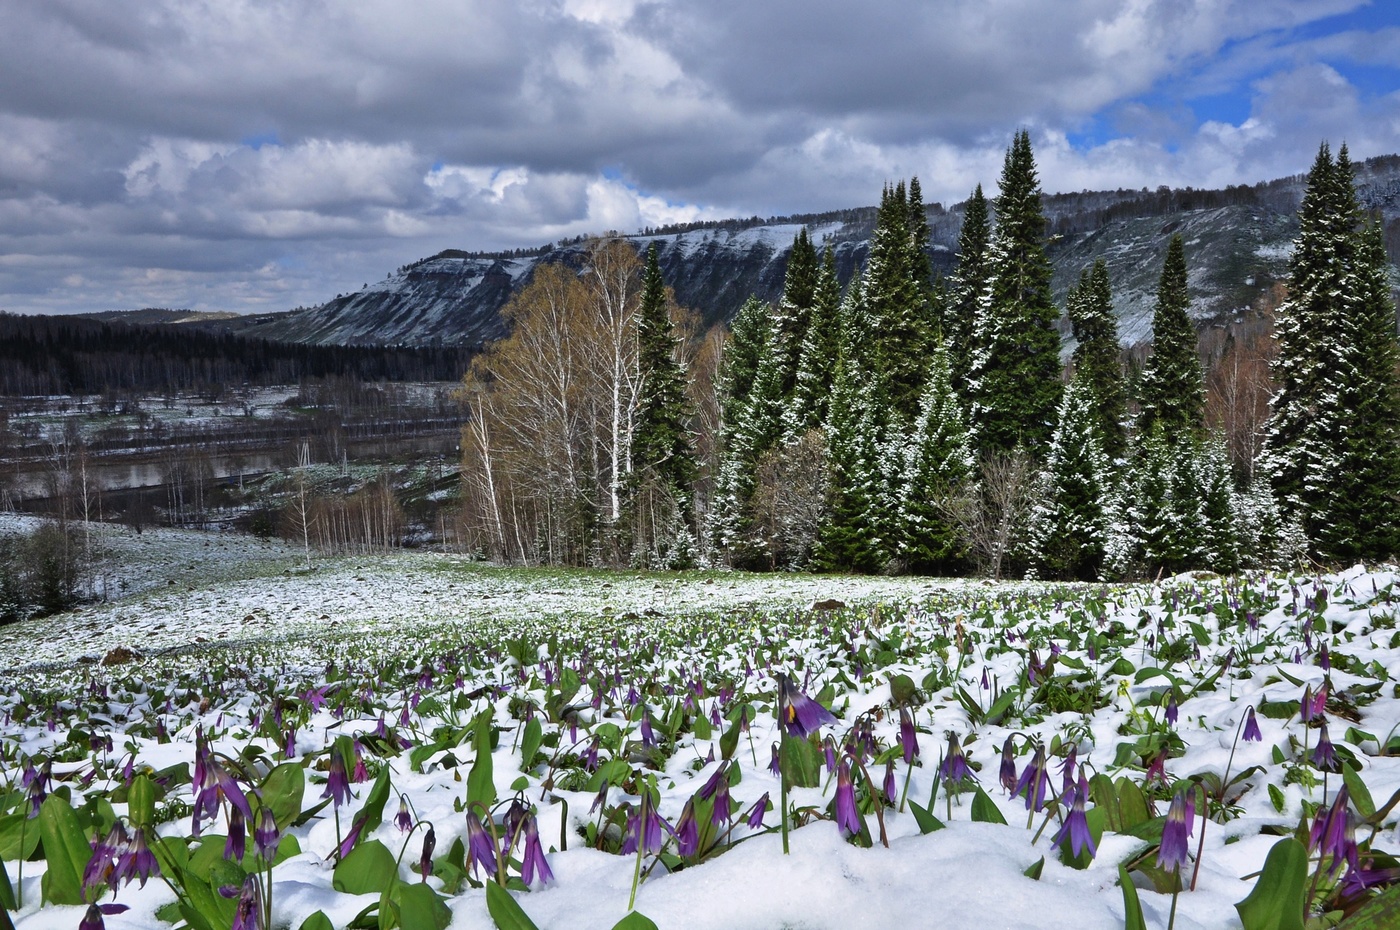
[0,522,86,625]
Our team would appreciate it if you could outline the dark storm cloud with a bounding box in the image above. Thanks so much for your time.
[0,0,1395,315]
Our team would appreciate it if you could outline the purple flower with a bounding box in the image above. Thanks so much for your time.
[323,750,351,809]
[939,733,975,789]
[999,737,1018,794]
[899,708,920,765]
[1242,706,1262,742]
[746,793,769,830]
[114,827,159,888]
[336,815,366,859]
[351,742,368,784]
[769,743,782,777]
[1051,775,1097,859]
[253,807,279,861]
[229,874,263,930]
[698,763,733,827]
[1301,684,1325,723]
[225,805,247,862]
[419,825,436,881]
[1312,721,1341,773]
[834,761,862,837]
[395,797,414,833]
[1310,787,1358,877]
[621,795,668,856]
[882,761,898,805]
[520,815,554,886]
[1157,788,1194,874]
[673,798,700,858]
[79,904,129,930]
[1318,643,1330,671]
[1059,745,1078,795]
[1014,745,1051,812]
[776,673,836,739]
[1165,694,1178,726]
[464,811,498,878]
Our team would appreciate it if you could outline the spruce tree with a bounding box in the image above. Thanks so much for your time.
[1137,235,1204,438]
[787,247,842,434]
[771,228,819,399]
[967,131,1062,456]
[1069,260,1127,460]
[898,338,975,573]
[1026,376,1113,580]
[633,243,695,494]
[864,182,927,422]
[712,296,772,559]
[948,185,991,392]
[812,353,885,573]
[907,176,936,327]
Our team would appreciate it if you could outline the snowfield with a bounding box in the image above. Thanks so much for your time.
[1,523,1398,930]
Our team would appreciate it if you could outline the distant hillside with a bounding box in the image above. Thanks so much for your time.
[118,155,1400,349]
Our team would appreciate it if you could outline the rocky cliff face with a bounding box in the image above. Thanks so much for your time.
[197,155,1400,348]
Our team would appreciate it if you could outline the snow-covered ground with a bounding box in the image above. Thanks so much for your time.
[1,523,1397,930]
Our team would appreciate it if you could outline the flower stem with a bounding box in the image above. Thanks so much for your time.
[779,735,790,855]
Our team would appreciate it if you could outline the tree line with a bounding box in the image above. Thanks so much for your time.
[457,133,1400,576]
[0,313,473,396]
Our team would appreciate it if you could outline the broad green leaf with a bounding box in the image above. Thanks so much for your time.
[1119,864,1147,930]
[908,801,944,834]
[520,718,543,771]
[691,712,712,741]
[889,673,917,706]
[299,912,335,930]
[0,813,40,862]
[1336,881,1400,929]
[780,735,821,790]
[485,881,542,930]
[1023,856,1044,881]
[718,715,742,762]
[334,839,398,896]
[1342,764,1375,820]
[1088,774,1121,832]
[127,774,156,829]
[0,856,15,911]
[38,794,91,906]
[395,882,453,930]
[970,788,1007,825]
[262,762,306,831]
[612,913,661,930]
[1234,838,1306,930]
[468,711,497,810]
[586,759,632,793]
[1115,777,1150,830]
[356,766,393,837]
[984,690,1017,726]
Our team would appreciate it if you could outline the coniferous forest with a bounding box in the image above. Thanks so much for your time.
[456,134,1400,577]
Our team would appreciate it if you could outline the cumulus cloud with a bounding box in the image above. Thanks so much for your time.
[0,0,1396,314]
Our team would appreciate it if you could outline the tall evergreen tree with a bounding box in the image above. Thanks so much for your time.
[898,338,975,572]
[1137,235,1204,438]
[907,176,936,326]
[770,228,819,399]
[633,244,695,490]
[1026,376,1113,580]
[967,131,1062,456]
[712,296,773,559]
[864,182,927,422]
[947,185,992,392]
[788,247,842,434]
[1068,260,1127,460]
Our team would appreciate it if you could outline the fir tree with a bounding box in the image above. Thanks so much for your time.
[947,184,991,392]
[898,338,975,573]
[1197,436,1241,574]
[1026,376,1113,580]
[770,228,819,400]
[712,296,772,559]
[812,352,885,573]
[788,247,842,434]
[1137,235,1204,438]
[968,131,1062,456]
[632,244,695,501]
[864,182,927,422]
[1068,260,1127,460]
[907,176,936,325]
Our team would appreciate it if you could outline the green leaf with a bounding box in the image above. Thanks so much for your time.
[889,673,917,706]
[356,766,393,837]
[1336,881,1400,929]
[1234,838,1306,930]
[612,913,661,930]
[691,711,712,741]
[586,759,633,793]
[38,794,91,906]
[984,690,1017,726]
[1116,777,1150,830]
[334,839,398,896]
[1088,774,1121,832]
[780,735,821,790]
[395,882,453,930]
[0,813,40,862]
[0,856,15,912]
[520,718,543,771]
[970,788,1007,825]
[1268,784,1286,814]
[485,881,542,930]
[718,714,742,762]
[299,911,336,930]
[908,801,945,834]
[262,762,306,831]
[1023,857,1044,881]
[1119,865,1147,930]
[127,774,156,829]
[468,711,497,811]
[1342,764,1375,820]
[1109,657,1136,676]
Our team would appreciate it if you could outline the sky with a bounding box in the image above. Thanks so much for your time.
[1,0,1398,316]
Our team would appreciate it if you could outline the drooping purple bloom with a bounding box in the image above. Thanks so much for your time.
[323,750,351,808]
[899,708,920,765]
[419,825,436,881]
[351,742,368,784]
[520,815,554,886]
[746,793,769,829]
[1157,788,1194,874]
[776,673,836,739]
[225,805,247,862]
[698,763,732,826]
[253,806,279,861]
[939,733,975,789]
[999,737,1018,794]
[464,811,498,877]
[1312,721,1341,773]
[1014,745,1050,812]
[621,795,668,856]
[336,815,365,859]
[1242,706,1262,742]
[883,761,898,805]
[769,743,782,777]
[1318,643,1330,671]
[1165,694,1178,726]
[673,798,700,858]
[229,874,263,930]
[1051,775,1097,859]
[834,761,862,837]
[395,797,414,833]
[79,904,129,930]
[114,827,159,888]
[1310,787,1358,877]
